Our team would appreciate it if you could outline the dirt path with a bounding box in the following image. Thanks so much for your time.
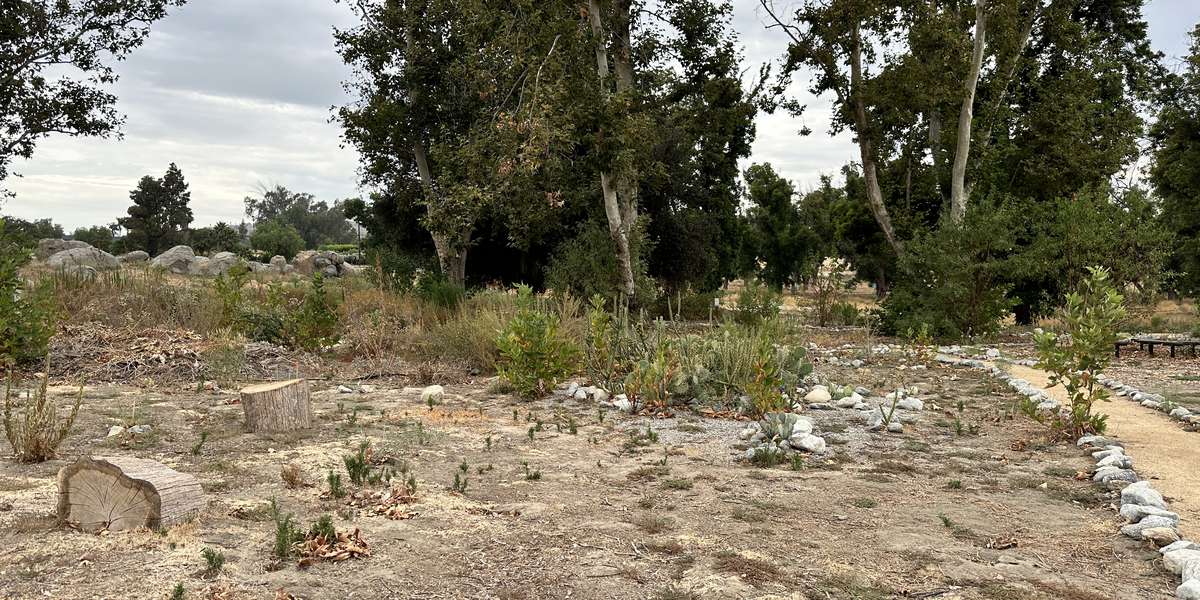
[1007,363,1200,540]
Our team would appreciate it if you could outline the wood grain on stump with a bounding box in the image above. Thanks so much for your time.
[240,379,312,433]
[57,457,204,532]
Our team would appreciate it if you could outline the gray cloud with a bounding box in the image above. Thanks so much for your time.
[3,0,1196,231]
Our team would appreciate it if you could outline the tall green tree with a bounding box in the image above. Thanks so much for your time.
[1150,24,1200,296]
[0,0,183,196]
[336,0,576,287]
[244,185,352,250]
[190,221,244,254]
[118,163,193,256]
[741,163,813,290]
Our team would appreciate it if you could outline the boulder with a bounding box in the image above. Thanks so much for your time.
[117,250,150,264]
[248,261,271,274]
[150,246,198,274]
[46,246,119,271]
[804,387,832,404]
[36,239,90,260]
[1120,503,1180,526]
[207,251,241,275]
[269,255,288,274]
[1120,515,1178,540]
[1179,580,1200,600]
[791,433,826,453]
[1122,481,1167,510]
[1164,549,1200,576]
[187,256,211,276]
[421,385,445,405]
[1141,527,1181,547]
[293,250,345,277]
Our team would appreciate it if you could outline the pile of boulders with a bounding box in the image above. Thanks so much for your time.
[1076,435,1200,599]
[1097,375,1200,430]
[33,239,360,279]
[738,412,826,457]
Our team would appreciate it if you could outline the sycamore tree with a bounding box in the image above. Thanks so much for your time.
[0,0,183,196]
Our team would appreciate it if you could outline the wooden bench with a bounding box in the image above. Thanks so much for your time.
[1114,339,1134,357]
[1131,337,1200,358]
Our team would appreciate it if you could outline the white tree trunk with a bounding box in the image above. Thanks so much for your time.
[589,0,638,300]
[57,457,204,532]
[949,0,988,224]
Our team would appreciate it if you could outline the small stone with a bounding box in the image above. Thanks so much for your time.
[850,359,864,368]
[106,425,125,438]
[792,433,825,453]
[1093,467,1138,484]
[1142,527,1182,547]
[573,387,588,400]
[338,385,354,394]
[593,389,609,403]
[359,385,376,394]
[1171,407,1193,419]
[1122,481,1167,510]
[420,385,445,404]
[1120,515,1178,540]
[128,424,152,435]
[1164,549,1200,575]
[1077,435,1110,448]
[886,422,904,433]
[1178,580,1200,600]
[613,394,633,413]
[1120,504,1180,526]
[739,427,757,441]
[854,386,871,396]
[807,403,834,410]
[896,397,924,411]
[1096,453,1133,469]
[804,387,832,404]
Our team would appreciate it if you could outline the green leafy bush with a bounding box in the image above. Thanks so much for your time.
[1032,266,1126,438]
[880,207,1015,340]
[0,223,53,367]
[732,281,781,326]
[289,273,341,350]
[624,341,684,412]
[250,220,305,260]
[496,286,581,398]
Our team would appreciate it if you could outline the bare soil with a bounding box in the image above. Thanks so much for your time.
[0,351,1182,599]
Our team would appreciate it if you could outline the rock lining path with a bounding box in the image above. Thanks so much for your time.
[1005,363,1200,541]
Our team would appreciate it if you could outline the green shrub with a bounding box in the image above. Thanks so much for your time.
[1032,266,1126,438]
[250,220,305,260]
[201,547,225,573]
[545,218,657,307]
[0,224,53,367]
[827,301,860,326]
[289,274,341,351]
[812,258,853,326]
[415,272,464,310]
[732,281,780,326]
[654,288,722,321]
[880,207,1015,340]
[624,341,684,412]
[269,499,303,558]
[496,285,581,398]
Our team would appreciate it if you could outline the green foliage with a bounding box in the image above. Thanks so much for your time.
[200,547,225,573]
[290,274,341,351]
[0,0,182,192]
[308,515,336,542]
[269,499,303,559]
[118,163,193,256]
[327,471,345,499]
[546,219,657,307]
[4,372,82,463]
[741,163,820,289]
[732,281,781,327]
[414,273,464,310]
[250,220,305,260]
[170,583,185,600]
[812,258,853,327]
[0,217,62,250]
[0,223,54,367]
[496,286,580,398]
[881,206,1016,340]
[71,225,116,252]
[624,341,684,412]
[1033,267,1126,438]
[190,222,244,254]
[244,186,354,250]
[343,440,392,486]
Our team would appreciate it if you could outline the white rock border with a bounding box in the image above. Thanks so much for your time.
[1096,374,1200,430]
[935,348,1200,598]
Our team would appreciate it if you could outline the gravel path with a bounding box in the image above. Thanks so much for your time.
[1007,363,1200,541]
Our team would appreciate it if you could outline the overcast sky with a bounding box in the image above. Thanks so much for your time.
[4,0,1199,231]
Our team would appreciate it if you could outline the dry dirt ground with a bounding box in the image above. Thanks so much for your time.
[0,351,1185,600]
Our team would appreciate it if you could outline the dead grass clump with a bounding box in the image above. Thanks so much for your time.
[870,459,917,475]
[35,268,223,333]
[630,513,673,533]
[628,465,671,481]
[711,550,780,587]
[4,372,82,462]
[280,463,305,488]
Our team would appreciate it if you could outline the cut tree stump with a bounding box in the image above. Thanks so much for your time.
[57,457,204,532]
[240,379,312,433]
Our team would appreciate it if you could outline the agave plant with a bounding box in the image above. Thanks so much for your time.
[758,412,800,441]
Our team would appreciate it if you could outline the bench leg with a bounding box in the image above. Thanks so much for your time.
[1114,344,1120,358]
[1171,345,1176,358]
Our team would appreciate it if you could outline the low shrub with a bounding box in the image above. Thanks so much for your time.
[826,301,860,326]
[0,253,53,368]
[1031,266,1125,438]
[496,285,581,398]
[732,281,780,326]
[3,370,82,462]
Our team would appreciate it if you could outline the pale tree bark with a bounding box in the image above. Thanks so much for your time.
[588,0,637,301]
[949,0,988,224]
[412,141,471,287]
[850,23,904,256]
